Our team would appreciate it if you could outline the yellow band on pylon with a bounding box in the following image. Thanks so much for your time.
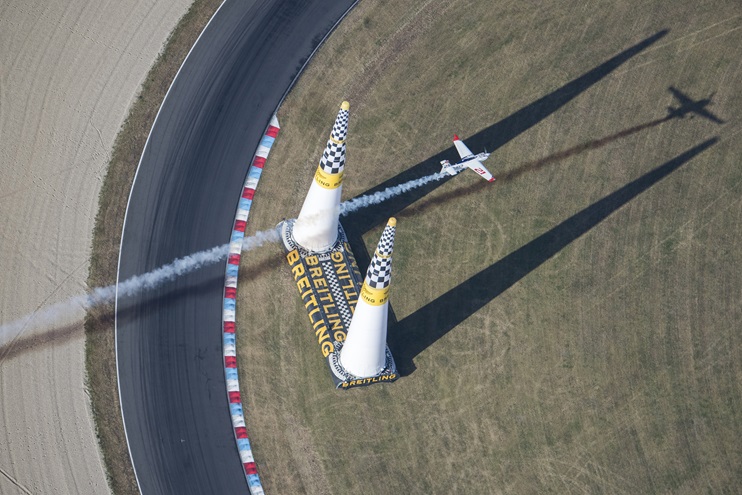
[314,166,343,189]
[329,135,345,145]
[360,283,389,306]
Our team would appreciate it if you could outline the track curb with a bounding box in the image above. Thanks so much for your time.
[222,116,280,495]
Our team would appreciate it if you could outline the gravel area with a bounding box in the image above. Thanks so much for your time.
[0,1,191,492]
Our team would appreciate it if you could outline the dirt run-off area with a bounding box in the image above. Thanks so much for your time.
[0,0,191,493]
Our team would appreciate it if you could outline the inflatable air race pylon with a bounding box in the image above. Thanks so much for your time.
[340,218,397,378]
[292,101,350,252]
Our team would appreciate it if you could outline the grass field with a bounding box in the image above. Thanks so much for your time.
[236,0,742,493]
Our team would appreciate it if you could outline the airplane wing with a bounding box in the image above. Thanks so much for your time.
[694,107,725,124]
[453,134,474,159]
[669,86,693,105]
[465,160,495,182]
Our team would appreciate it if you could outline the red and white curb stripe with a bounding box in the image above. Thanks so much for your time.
[223,115,279,495]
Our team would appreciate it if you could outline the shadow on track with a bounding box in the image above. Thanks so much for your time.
[387,138,718,375]
[1,248,288,362]
[0,275,225,361]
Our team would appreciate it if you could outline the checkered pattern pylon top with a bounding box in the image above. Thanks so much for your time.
[318,106,349,175]
[364,221,396,289]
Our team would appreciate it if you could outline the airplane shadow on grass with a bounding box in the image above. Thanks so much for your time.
[339,29,723,375]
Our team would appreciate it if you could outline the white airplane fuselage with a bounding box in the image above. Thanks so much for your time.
[441,152,491,176]
[441,135,496,182]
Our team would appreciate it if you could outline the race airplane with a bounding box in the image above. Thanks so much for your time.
[440,134,495,182]
[667,86,724,124]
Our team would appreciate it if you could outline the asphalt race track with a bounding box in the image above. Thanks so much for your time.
[116,1,357,493]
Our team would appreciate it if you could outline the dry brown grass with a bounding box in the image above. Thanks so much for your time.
[84,1,222,493]
[237,0,742,494]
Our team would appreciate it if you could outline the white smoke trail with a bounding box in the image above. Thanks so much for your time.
[0,172,444,349]
[0,229,279,350]
[339,171,447,215]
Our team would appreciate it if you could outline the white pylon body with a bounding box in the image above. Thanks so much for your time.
[293,101,350,252]
[340,218,397,378]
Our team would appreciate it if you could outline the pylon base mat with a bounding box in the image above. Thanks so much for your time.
[277,219,399,389]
